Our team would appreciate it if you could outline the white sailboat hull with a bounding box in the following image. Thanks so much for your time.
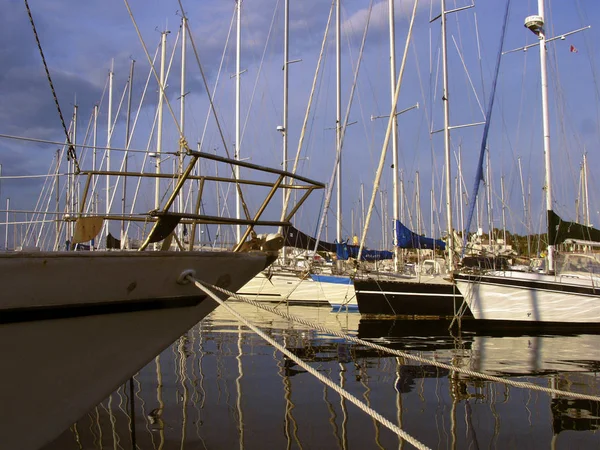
[454,271,600,323]
[0,250,273,450]
[235,271,282,300]
[311,274,357,311]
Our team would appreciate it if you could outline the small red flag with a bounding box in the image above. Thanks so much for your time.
[570,44,578,53]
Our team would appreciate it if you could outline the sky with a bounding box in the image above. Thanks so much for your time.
[1,0,600,250]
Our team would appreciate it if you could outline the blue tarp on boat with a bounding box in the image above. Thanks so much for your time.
[335,242,393,262]
[395,220,446,251]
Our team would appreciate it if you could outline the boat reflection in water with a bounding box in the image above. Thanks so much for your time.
[45,304,600,449]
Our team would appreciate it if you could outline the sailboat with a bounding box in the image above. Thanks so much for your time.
[453,1,600,324]
[0,4,324,450]
[354,220,465,316]
[354,0,465,317]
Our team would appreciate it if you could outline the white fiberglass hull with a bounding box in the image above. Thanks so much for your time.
[270,272,356,307]
[235,271,282,301]
[0,250,273,450]
[454,270,600,323]
[270,271,324,304]
[310,274,357,311]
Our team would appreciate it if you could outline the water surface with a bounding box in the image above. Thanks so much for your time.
[46,302,600,449]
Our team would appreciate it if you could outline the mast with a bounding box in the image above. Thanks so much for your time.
[501,175,507,251]
[538,0,553,271]
[457,145,464,238]
[70,104,78,249]
[335,0,342,243]
[389,0,400,271]
[525,1,554,271]
[122,59,135,248]
[415,171,421,235]
[107,62,113,227]
[486,149,493,251]
[93,105,98,215]
[440,0,455,270]
[517,156,531,256]
[583,153,590,226]
[156,31,168,213]
[282,0,289,209]
[4,198,8,250]
[281,0,290,264]
[55,150,60,250]
[235,0,242,243]
[360,182,365,235]
[180,15,187,239]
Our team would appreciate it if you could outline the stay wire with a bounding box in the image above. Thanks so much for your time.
[24,0,80,173]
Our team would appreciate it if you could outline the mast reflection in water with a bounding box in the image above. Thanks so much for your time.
[45,303,600,449]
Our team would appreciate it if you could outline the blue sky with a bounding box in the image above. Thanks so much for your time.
[1,0,599,249]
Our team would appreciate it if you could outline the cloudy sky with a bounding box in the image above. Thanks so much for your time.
[1,0,599,249]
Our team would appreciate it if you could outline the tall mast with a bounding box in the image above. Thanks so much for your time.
[180,15,187,219]
[156,31,168,213]
[55,150,60,250]
[583,153,590,226]
[107,62,113,224]
[335,0,342,243]
[389,0,399,271]
[180,15,188,244]
[282,0,289,209]
[416,171,421,235]
[501,175,507,251]
[93,105,98,214]
[70,104,78,248]
[534,0,554,271]
[122,59,135,248]
[280,0,290,264]
[235,0,242,243]
[441,0,455,270]
[486,149,493,251]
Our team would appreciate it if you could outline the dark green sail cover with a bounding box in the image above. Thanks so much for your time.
[548,210,600,245]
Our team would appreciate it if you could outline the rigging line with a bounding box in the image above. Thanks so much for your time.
[241,0,280,152]
[191,279,430,450]
[0,133,173,155]
[281,1,335,223]
[575,0,600,137]
[207,279,600,404]
[358,0,419,261]
[313,0,375,254]
[473,11,488,110]
[123,0,185,141]
[177,1,253,225]
[23,152,56,246]
[198,9,235,153]
[451,35,485,119]
[461,0,511,258]
[23,0,80,173]
[120,44,163,236]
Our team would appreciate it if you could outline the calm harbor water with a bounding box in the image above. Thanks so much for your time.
[45,302,600,449]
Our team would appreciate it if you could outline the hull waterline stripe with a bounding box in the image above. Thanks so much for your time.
[0,296,205,324]
[356,290,459,298]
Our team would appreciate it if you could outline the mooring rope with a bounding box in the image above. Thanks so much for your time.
[193,278,600,403]
[190,276,430,450]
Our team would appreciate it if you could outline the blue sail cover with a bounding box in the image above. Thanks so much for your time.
[336,242,393,262]
[395,220,446,251]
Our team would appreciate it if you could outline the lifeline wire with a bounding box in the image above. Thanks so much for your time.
[190,276,430,450]
[199,280,600,404]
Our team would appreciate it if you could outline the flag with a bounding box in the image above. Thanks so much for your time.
[570,44,578,53]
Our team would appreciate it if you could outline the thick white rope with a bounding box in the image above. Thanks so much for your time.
[190,277,430,450]
[197,279,600,403]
